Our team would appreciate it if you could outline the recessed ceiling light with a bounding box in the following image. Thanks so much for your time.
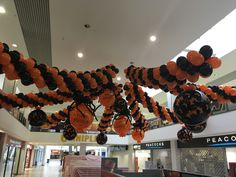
[0,6,6,14]
[12,44,17,48]
[150,35,157,42]
[77,52,84,58]
[117,76,121,81]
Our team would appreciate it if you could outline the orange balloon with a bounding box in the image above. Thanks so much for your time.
[25,58,35,70]
[167,61,178,76]
[0,53,11,65]
[30,68,41,79]
[176,69,187,80]
[68,72,77,81]
[187,51,204,66]
[99,89,115,108]
[207,57,221,69]
[131,129,144,143]
[113,115,131,137]
[187,74,199,83]
[35,77,46,88]
[3,64,15,74]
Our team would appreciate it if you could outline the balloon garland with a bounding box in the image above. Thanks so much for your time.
[0,90,72,109]
[0,41,235,144]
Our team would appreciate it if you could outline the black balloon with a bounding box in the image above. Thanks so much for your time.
[63,124,77,140]
[199,45,213,60]
[177,127,193,143]
[199,63,213,77]
[28,109,47,126]
[114,98,128,114]
[96,132,108,145]
[185,122,207,133]
[174,90,211,126]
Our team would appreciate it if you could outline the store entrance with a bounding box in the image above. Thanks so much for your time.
[135,150,151,172]
[3,146,21,177]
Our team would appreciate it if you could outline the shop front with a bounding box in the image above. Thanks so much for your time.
[2,136,24,177]
[133,140,171,172]
[177,133,236,177]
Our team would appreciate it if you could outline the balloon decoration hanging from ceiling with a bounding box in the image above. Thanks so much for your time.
[0,41,234,144]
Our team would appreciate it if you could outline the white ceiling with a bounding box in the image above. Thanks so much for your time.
[50,0,236,74]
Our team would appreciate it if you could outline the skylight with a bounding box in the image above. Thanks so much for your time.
[173,8,236,61]
[141,87,162,97]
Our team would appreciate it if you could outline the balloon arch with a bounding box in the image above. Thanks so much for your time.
[0,42,232,144]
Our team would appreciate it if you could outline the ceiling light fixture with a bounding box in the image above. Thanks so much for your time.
[12,44,17,48]
[150,35,157,42]
[77,52,84,58]
[0,6,6,14]
[117,76,121,81]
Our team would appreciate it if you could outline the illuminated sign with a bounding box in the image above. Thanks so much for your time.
[61,134,96,143]
[178,134,236,148]
[133,141,170,150]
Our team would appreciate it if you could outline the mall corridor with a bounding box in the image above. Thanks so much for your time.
[16,160,62,177]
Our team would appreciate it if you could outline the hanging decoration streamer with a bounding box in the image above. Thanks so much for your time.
[0,41,234,144]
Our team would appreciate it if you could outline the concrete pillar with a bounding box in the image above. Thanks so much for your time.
[170,140,180,170]
[127,145,135,172]
[29,146,35,167]
[17,144,27,174]
[42,146,47,166]
[69,146,73,153]
[80,144,86,155]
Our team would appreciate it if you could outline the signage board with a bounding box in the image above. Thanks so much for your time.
[178,134,236,148]
[133,141,170,150]
[61,134,96,143]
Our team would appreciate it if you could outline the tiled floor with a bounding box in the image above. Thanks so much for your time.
[16,160,62,177]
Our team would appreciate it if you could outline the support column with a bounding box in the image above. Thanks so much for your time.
[127,145,135,172]
[29,146,35,167]
[80,144,86,155]
[69,146,73,153]
[170,140,180,170]
[42,146,46,166]
[17,144,27,175]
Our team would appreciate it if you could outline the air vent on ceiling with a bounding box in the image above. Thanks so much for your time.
[14,0,52,66]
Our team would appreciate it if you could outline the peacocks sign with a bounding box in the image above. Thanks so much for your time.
[178,133,236,148]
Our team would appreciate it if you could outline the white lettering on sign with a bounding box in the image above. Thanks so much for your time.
[232,136,236,141]
[206,135,236,144]
[224,136,229,142]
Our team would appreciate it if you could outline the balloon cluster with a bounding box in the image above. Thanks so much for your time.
[1,41,235,144]
[124,45,221,95]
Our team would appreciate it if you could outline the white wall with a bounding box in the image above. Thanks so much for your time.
[111,150,129,168]
[226,147,236,168]
[0,109,29,141]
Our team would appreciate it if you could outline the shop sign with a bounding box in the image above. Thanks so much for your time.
[133,141,170,150]
[61,134,96,143]
[178,133,236,148]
